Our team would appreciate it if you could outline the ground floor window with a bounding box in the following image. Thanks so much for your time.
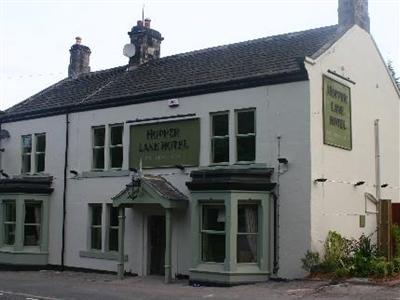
[108,206,119,252]
[3,200,16,246]
[24,201,42,246]
[237,203,258,263]
[90,204,102,250]
[201,204,225,263]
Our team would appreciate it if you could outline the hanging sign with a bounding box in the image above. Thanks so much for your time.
[130,118,200,168]
[323,76,352,150]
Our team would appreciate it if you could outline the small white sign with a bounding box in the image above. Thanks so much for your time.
[168,99,179,107]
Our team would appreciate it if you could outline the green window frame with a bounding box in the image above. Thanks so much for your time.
[21,135,32,174]
[107,205,119,252]
[237,203,259,263]
[92,126,106,170]
[3,200,16,246]
[90,204,102,250]
[23,201,42,247]
[210,112,229,164]
[109,124,123,170]
[35,133,46,173]
[236,109,256,162]
[201,204,226,263]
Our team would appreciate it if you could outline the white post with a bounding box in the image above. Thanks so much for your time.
[117,206,126,280]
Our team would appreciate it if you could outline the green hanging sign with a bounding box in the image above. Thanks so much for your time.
[130,118,200,168]
[323,76,352,150]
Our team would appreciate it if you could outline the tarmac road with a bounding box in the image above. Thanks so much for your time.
[0,270,399,300]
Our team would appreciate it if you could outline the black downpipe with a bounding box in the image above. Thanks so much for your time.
[61,112,70,270]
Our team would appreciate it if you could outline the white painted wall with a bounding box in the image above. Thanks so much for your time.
[306,26,400,254]
[0,115,67,265]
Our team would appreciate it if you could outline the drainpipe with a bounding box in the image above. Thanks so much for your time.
[273,136,281,274]
[374,119,381,247]
[61,112,70,270]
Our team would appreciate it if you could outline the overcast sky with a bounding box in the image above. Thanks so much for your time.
[1,0,399,110]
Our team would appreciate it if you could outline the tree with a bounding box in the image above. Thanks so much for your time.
[387,60,400,90]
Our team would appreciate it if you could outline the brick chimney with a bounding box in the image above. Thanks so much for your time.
[338,0,370,32]
[68,37,91,78]
[127,18,164,68]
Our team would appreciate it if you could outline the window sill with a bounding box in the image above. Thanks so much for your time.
[79,250,128,261]
[0,246,46,254]
[79,170,130,179]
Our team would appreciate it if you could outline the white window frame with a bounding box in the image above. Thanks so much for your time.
[92,126,106,171]
[89,204,103,250]
[34,133,46,173]
[21,134,32,174]
[236,202,259,264]
[210,111,230,164]
[235,108,256,163]
[2,200,16,246]
[23,201,42,247]
[108,124,124,170]
[106,205,119,252]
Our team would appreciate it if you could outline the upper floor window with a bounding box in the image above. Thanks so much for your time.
[21,135,32,173]
[210,112,229,164]
[92,126,105,170]
[236,109,255,162]
[21,133,46,174]
[109,124,123,169]
[35,133,46,173]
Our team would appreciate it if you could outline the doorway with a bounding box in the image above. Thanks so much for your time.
[148,215,165,275]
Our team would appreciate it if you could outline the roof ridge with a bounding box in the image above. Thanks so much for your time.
[159,24,338,61]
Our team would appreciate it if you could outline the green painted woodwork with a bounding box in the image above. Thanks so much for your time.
[129,118,200,168]
[117,207,126,279]
[165,208,172,283]
[112,181,187,210]
[323,75,352,150]
[79,250,128,261]
[0,193,50,265]
[189,190,272,284]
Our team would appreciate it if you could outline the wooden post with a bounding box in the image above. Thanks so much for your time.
[117,206,126,280]
[164,208,172,283]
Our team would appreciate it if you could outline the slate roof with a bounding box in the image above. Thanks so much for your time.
[143,175,188,201]
[1,25,343,123]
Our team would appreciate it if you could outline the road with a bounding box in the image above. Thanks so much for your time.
[0,270,399,300]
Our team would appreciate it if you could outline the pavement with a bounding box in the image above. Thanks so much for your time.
[0,270,399,300]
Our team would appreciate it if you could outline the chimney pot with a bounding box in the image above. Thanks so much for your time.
[68,37,91,78]
[144,18,151,28]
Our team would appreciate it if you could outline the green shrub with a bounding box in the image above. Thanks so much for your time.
[334,267,350,279]
[371,257,387,278]
[324,231,348,269]
[392,224,400,258]
[386,261,395,277]
[301,251,321,273]
[393,257,400,274]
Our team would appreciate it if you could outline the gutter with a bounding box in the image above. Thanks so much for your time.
[61,112,70,270]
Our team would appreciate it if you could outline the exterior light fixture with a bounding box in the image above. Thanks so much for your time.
[354,181,365,186]
[0,169,9,178]
[70,170,79,176]
[278,157,288,164]
[314,178,327,183]
[0,148,4,152]
[381,183,389,188]
[175,164,185,171]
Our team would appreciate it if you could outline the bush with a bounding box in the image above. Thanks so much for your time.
[393,257,400,274]
[392,224,400,258]
[324,231,349,269]
[386,261,395,277]
[301,251,320,273]
[371,257,387,278]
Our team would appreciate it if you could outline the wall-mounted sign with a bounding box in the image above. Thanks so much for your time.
[130,118,200,168]
[323,76,352,150]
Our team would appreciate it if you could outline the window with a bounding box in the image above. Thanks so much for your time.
[92,126,105,170]
[21,135,32,173]
[108,206,119,251]
[3,201,16,246]
[201,204,225,263]
[109,124,123,169]
[236,109,255,162]
[35,133,46,173]
[211,112,229,163]
[24,201,42,246]
[237,203,258,263]
[90,205,102,250]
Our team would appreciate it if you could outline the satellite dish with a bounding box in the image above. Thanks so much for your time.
[123,44,136,58]
[0,129,10,140]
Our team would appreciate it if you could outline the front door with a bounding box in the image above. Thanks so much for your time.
[148,215,165,275]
